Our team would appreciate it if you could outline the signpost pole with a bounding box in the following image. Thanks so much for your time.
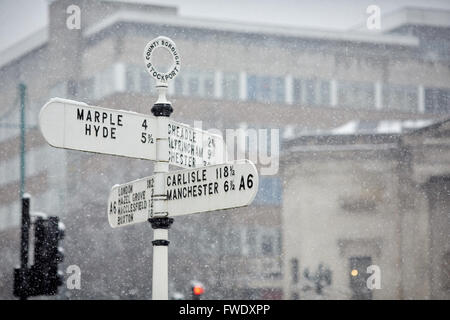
[148,80,173,300]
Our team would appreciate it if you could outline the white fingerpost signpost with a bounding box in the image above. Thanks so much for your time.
[38,36,259,300]
[143,36,178,301]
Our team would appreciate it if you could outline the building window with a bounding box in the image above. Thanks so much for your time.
[261,234,274,256]
[124,64,155,95]
[293,78,302,103]
[247,74,286,104]
[188,76,200,97]
[349,256,373,300]
[293,78,331,106]
[203,71,215,98]
[338,80,375,109]
[260,228,281,257]
[383,84,418,112]
[173,70,216,99]
[260,76,272,102]
[222,72,239,100]
[275,77,285,103]
[304,79,316,105]
[241,226,281,258]
[254,176,282,205]
[319,80,331,105]
[425,87,450,114]
[247,75,258,101]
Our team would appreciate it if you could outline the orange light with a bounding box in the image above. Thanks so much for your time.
[193,285,204,295]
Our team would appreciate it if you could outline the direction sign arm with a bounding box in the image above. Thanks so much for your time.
[39,98,157,161]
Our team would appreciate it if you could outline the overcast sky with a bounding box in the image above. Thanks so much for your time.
[1,0,450,53]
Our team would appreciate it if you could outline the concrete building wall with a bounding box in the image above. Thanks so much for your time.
[282,153,403,299]
[281,127,450,299]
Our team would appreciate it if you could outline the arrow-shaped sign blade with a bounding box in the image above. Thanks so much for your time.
[107,176,155,228]
[39,98,157,160]
[166,159,258,216]
[168,119,227,169]
[107,160,258,228]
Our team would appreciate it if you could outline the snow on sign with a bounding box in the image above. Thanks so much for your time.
[39,98,157,160]
[107,160,258,228]
[168,119,225,169]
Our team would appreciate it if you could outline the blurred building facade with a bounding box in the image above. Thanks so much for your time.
[282,119,450,299]
[0,0,449,299]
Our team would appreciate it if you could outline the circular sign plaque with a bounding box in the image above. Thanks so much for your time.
[143,36,181,83]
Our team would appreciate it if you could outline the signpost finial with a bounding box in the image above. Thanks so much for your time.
[143,36,181,116]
